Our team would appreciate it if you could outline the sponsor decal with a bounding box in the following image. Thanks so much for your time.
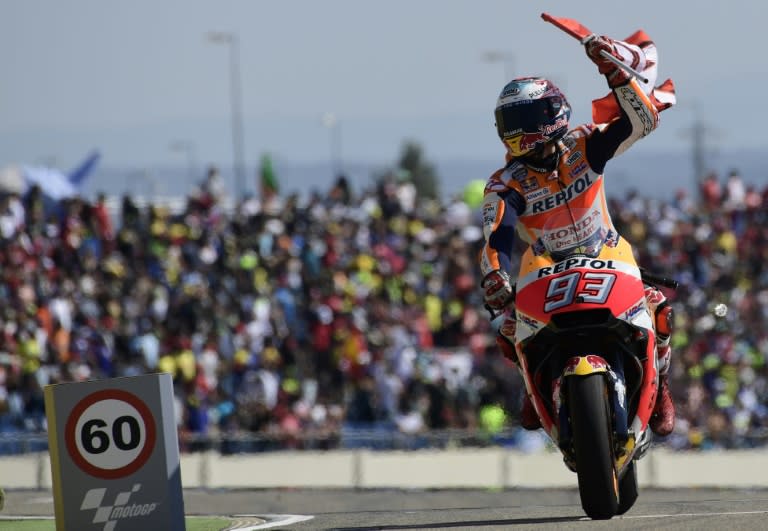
[541,209,601,250]
[532,238,547,256]
[623,300,646,321]
[519,132,547,151]
[501,86,520,97]
[609,369,627,411]
[552,377,563,416]
[569,161,588,178]
[525,187,550,201]
[482,201,498,227]
[531,173,593,213]
[521,177,538,192]
[546,170,560,181]
[508,163,529,182]
[518,313,541,331]
[542,117,567,135]
[564,354,609,376]
[562,135,577,150]
[504,127,524,135]
[80,484,159,529]
[605,229,620,248]
[565,151,582,165]
[485,179,506,193]
[537,258,616,278]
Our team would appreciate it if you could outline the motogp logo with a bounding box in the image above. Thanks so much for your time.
[80,484,159,530]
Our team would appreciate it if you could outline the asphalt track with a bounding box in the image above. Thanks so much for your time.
[4,487,768,530]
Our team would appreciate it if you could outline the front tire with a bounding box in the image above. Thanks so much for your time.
[617,460,639,515]
[568,373,619,519]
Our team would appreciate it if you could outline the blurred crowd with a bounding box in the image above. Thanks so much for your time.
[1,166,767,453]
[613,169,768,450]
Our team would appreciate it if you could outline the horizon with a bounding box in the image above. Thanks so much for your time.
[79,146,765,204]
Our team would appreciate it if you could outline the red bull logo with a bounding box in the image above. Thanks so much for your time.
[519,132,547,150]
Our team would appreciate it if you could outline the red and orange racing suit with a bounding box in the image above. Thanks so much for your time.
[480,77,658,277]
[480,77,670,372]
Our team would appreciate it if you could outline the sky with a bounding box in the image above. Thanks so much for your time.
[1,1,765,196]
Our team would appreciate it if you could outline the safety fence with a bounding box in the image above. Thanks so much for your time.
[0,427,527,456]
[5,427,768,456]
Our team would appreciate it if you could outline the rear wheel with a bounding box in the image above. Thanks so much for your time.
[568,373,619,519]
[617,460,639,515]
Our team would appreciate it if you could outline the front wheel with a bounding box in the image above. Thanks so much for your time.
[568,373,619,519]
[617,460,639,515]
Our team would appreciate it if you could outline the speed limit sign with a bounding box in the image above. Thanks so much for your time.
[44,373,185,531]
[65,389,157,479]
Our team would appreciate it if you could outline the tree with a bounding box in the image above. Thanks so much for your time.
[396,141,440,200]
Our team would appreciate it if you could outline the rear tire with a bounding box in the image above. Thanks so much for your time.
[617,460,639,515]
[568,373,619,519]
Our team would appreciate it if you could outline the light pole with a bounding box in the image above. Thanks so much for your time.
[169,140,198,183]
[482,50,516,83]
[321,112,342,177]
[207,31,246,199]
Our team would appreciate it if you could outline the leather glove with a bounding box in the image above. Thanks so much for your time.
[585,35,631,88]
[482,269,515,311]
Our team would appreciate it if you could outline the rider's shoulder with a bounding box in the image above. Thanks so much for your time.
[559,125,597,153]
[564,124,597,141]
[486,159,529,191]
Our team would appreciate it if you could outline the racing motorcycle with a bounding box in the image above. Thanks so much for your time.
[508,209,677,519]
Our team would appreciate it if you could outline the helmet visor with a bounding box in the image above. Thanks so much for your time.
[495,98,565,139]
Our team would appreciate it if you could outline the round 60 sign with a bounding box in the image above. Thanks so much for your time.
[65,389,157,479]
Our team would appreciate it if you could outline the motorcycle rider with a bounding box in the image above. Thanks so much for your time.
[479,36,675,436]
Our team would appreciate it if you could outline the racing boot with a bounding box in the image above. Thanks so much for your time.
[495,333,541,431]
[649,345,675,436]
[520,392,542,431]
[645,288,676,436]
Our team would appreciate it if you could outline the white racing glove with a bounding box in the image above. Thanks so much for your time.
[585,35,632,88]
[482,269,515,311]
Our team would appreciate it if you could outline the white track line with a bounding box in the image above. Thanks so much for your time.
[229,514,315,530]
[0,514,315,530]
[621,510,768,519]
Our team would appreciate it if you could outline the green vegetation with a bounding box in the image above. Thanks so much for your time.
[397,141,439,200]
[374,140,441,200]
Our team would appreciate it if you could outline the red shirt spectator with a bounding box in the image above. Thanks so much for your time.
[700,172,721,210]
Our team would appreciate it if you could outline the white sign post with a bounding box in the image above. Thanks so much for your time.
[44,373,185,531]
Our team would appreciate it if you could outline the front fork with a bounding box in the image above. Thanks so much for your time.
[556,355,630,461]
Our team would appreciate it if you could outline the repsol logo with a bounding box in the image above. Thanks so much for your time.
[537,258,617,277]
[531,173,593,213]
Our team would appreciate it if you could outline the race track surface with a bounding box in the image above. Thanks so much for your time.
[5,487,768,530]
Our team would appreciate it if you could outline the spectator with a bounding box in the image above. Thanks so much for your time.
[0,164,766,454]
[700,171,722,211]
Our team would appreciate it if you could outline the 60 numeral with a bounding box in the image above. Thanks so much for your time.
[81,416,141,454]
